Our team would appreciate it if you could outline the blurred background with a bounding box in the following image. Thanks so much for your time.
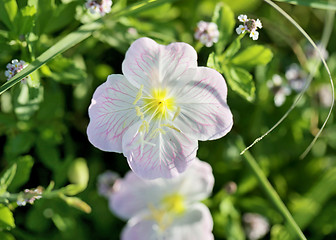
[0,0,336,239]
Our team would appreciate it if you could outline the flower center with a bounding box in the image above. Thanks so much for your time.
[147,193,185,233]
[245,19,256,32]
[143,88,175,120]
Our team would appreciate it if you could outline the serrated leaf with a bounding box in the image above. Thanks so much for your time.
[231,45,273,68]
[8,155,34,191]
[0,204,15,230]
[212,2,235,53]
[0,164,17,195]
[0,0,18,30]
[223,66,255,102]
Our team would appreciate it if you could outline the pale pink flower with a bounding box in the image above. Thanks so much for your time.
[194,21,220,47]
[236,14,262,40]
[109,158,215,240]
[87,37,233,179]
[85,0,112,16]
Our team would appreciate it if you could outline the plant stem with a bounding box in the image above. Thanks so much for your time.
[237,138,307,240]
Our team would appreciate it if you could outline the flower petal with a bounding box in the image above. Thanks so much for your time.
[87,74,139,152]
[176,158,214,202]
[122,37,198,92]
[121,203,214,240]
[169,203,214,240]
[109,171,167,219]
[122,122,198,179]
[171,67,233,141]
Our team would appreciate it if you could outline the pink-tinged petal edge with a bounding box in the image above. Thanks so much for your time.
[171,67,233,141]
[87,74,139,153]
[122,121,198,179]
[122,37,198,91]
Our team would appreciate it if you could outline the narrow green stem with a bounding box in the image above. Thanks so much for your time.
[237,138,307,240]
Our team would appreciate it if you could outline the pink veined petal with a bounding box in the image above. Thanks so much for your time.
[122,37,198,92]
[109,171,170,219]
[169,203,214,240]
[176,158,214,203]
[171,67,233,141]
[122,121,198,179]
[87,74,140,152]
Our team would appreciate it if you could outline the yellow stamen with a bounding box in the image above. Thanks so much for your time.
[133,84,144,105]
[172,106,181,121]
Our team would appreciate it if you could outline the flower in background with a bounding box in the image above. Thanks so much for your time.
[267,74,291,107]
[107,158,215,240]
[236,14,262,40]
[87,37,233,179]
[243,213,270,240]
[194,21,220,47]
[317,84,333,108]
[97,170,120,198]
[285,63,307,92]
[305,42,329,60]
[85,0,112,16]
[5,59,29,83]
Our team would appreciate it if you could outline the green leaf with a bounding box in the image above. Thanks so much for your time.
[0,232,15,240]
[223,65,255,102]
[0,0,18,30]
[8,155,34,191]
[212,2,235,53]
[43,2,77,34]
[0,204,15,230]
[0,164,17,195]
[35,139,60,171]
[48,56,87,84]
[273,0,336,10]
[16,5,36,35]
[12,83,44,121]
[4,132,35,159]
[290,167,336,229]
[231,45,273,68]
[223,34,243,59]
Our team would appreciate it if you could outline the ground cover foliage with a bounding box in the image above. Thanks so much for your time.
[0,0,336,239]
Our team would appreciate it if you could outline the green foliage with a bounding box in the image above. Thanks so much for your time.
[273,0,336,10]
[0,205,15,230]
[0,0,335,240]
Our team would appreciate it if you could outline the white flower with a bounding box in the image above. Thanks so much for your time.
[317,84,333,108]
[285,63,307,92]
[4,59,29,83]
[243,213,270,240]
[236,14,262,40]
[194,21,220,47]
[109,158,215,240]
[85,0,112,16]
[267,74,291,107]
[87,37,233,179]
